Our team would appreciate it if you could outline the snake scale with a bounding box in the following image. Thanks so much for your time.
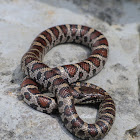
[21,24,115,140]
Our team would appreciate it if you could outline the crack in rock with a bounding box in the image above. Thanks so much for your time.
[125,124,140,140]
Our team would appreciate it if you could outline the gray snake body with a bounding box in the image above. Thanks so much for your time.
[21,24,115,140]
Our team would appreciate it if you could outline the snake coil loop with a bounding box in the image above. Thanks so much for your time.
[21,24,115,140]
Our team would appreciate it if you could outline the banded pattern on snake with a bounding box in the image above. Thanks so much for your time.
[21,24,115,140]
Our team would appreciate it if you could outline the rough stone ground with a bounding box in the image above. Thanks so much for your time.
[0,0,140,140]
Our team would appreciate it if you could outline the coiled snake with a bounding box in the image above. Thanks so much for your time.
[21,24,115,140]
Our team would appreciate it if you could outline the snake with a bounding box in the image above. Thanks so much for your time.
[21,24,115,140]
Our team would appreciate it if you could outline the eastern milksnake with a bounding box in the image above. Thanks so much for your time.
[21,24,115,140]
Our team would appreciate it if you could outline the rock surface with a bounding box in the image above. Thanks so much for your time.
[0,0,140,140]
